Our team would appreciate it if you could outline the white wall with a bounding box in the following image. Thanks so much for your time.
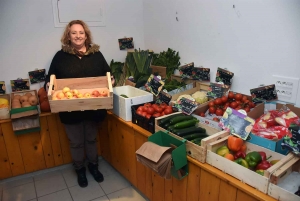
[0,0,145,93]
[143,0,300,105]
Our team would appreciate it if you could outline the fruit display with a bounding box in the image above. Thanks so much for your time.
[216,135,280,175]
[52,87,109,100]
[135,102,174,119]
[11,92,38,109]
[159,113,208,144]
[0,97,9,108]
[38,87,51,112]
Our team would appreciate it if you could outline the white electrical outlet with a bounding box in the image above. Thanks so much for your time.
[271,75,299,104]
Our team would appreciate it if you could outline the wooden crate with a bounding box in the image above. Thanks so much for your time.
[206,137,291,193]
[47,72,113,113]
[268,155,300,201]
[155,112,228,163]
[150,65,166,79]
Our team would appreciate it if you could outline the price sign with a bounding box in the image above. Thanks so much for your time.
[174,97,199,115]
[145,74,165,96]
[207,83,230,98]
[0,81,5,94]
[192,67,210,81]
[282,123,300,156]
[250,84,277,103]
[156,91,172,104]
[10,79,30,92]
[216,67,234,86]
[219,107,255,140]
[28,69,46,84]
[118,37,134,50]
[179,62,194,79]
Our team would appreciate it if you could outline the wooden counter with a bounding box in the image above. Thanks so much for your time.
[0,112,276,201]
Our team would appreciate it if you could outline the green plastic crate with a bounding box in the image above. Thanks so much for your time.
[148,131,188,180]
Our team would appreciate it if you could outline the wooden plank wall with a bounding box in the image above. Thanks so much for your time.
[0,113,107,180]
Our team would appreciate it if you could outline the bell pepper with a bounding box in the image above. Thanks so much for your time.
[256,160,272,170]
[245,151,262,168]
[228,135,244,152]
[256,170,264,176]
[216,145,230,156]
[234,150,246,160]
[258,151,267,161]
[234,158,249,168]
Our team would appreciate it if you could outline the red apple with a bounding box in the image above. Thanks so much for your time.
[92,90,100,97]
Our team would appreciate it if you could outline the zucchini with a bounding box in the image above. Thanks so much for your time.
[162,122,171,129]
[169,116,194,125]
[167,125,176,132]
[159,113,185,127]
[174,119,199,129]
[173,126,206,137]
[191,137,204,144]
[120,94,128,98]
[183,133,208,141]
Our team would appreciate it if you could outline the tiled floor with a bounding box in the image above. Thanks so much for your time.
[0,158,148,201]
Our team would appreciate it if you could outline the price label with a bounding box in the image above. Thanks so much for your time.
[28,69,46,84]
[282,123,300,156]
[10,79,30,92]
[174,97,199,115]
[0,81,6,94]
[156,91,172,104]
[216,67,234,86]
[179,62,194,79]
[192,67,210,81]
[207,83,230,98]
[118,37,134,50]
[219,107,255,140]
[250,84,277,103]
[145,74,165,96]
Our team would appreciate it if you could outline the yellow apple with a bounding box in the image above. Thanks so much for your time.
[56,92,65,99]
[62,87,70,94]
[84,92,91,98]
[72,89,79,96]
[77,93,83,98]
[66,92,73,99]
[52,96,58,100]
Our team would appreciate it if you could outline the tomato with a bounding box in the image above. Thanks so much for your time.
[208,101,215,107]
[136,110,143,116]
[244,107,250,112]
[209,107,216,114]
[161,111,165,116]
[221,96,228,103]
[228,92,234,99]
[215,108,224,116]
[214,98,222,105]
[242,96,248,102]
[213,117,220,122]
[144,103,152,107]
[147,107,155,115]
[235,105,242,110]
[249,101,255,108]
[154,106,163,113]
[142,106,148,112]
[137,106,143,112]
[152,113,161,118]
[224,102,230,107]
[235,93,242,101]
[164,107,173,115]
[146,114,151,119]
[199,112,205,117]
[236,100,242,105]
[230,101,238,109]
[243,99,250,104]
[152,104,158,110]
[141,112,147,117]
[160,102,167,110]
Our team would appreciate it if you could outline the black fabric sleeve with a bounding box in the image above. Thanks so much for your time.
[99,52,111,75]
[44,52,59,90]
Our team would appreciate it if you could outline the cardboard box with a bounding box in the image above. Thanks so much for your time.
[268,155,300,201]
[113,85,153,121]
[47,72,113,113]
[155,112,227,163]
[0,94,10,120]
[206,136,290,193]
[246,103,300,155]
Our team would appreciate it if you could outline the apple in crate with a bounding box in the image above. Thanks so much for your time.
[92,90,100,97]
[65,92,73,99]
[72,89,79,96]
[77,93,83,98]
[99,89,108,97]
[56,92,65,99]
[63,87,70,94]
[84,93,91,98]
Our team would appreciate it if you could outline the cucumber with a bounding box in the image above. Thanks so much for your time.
[169,116,194,125]
[167,125,176,132]
[159,113,185,127]
[183,133,208,141]
[191,137,204,144]
[174,119,199,129]
[120,94,128,98]
[162,122,171,129]
[173,126,206,137]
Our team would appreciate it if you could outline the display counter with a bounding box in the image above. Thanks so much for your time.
[0,112,276,201]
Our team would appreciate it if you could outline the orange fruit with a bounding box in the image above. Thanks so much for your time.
[224,153,234,161]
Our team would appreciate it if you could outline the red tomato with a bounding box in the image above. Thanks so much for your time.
[224,102,230,107]
[244,107,250,112]
[209,107,216,114]
[221,96,228,103]
[142,106,148,112]
[160,102,167,110]
[144,103,151,107]
[146,114,151,119]
[152,104,158,110]
[152,113,161,118]
[154,106,163,113]
[215,109,224,116]
[242,96,248,102]
[164,107,173,115]
[230,102,238,109]
[228,92,234,99]
[199,112,205,117]
[236,100,242,105]
[214,98,222,105]
[161,111,165,116]
[136,110,143,116]
[141,112,147,117]
[235,105,242,110]
[235,93,242,101]
[137,106,143,112]
[147,107,155,115]
[249,101,255,108]
[208,101,215,107]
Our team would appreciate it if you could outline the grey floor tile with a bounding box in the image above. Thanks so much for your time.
[33,170,62,182]
[90,195,110,201]
[107,186,146,201]
[98,159,116,177]
[2,182,36,201]
[99,172,130,194]
[35,175,67,197]
[1,177,33,190]
[37,189,72,201]
[69,182,105,201]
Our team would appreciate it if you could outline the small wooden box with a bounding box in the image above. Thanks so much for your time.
[47,72,113,113]
[155,112,227,163]
[0,94,10,120]
[150,65,167,79]
[206,137,290,193]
